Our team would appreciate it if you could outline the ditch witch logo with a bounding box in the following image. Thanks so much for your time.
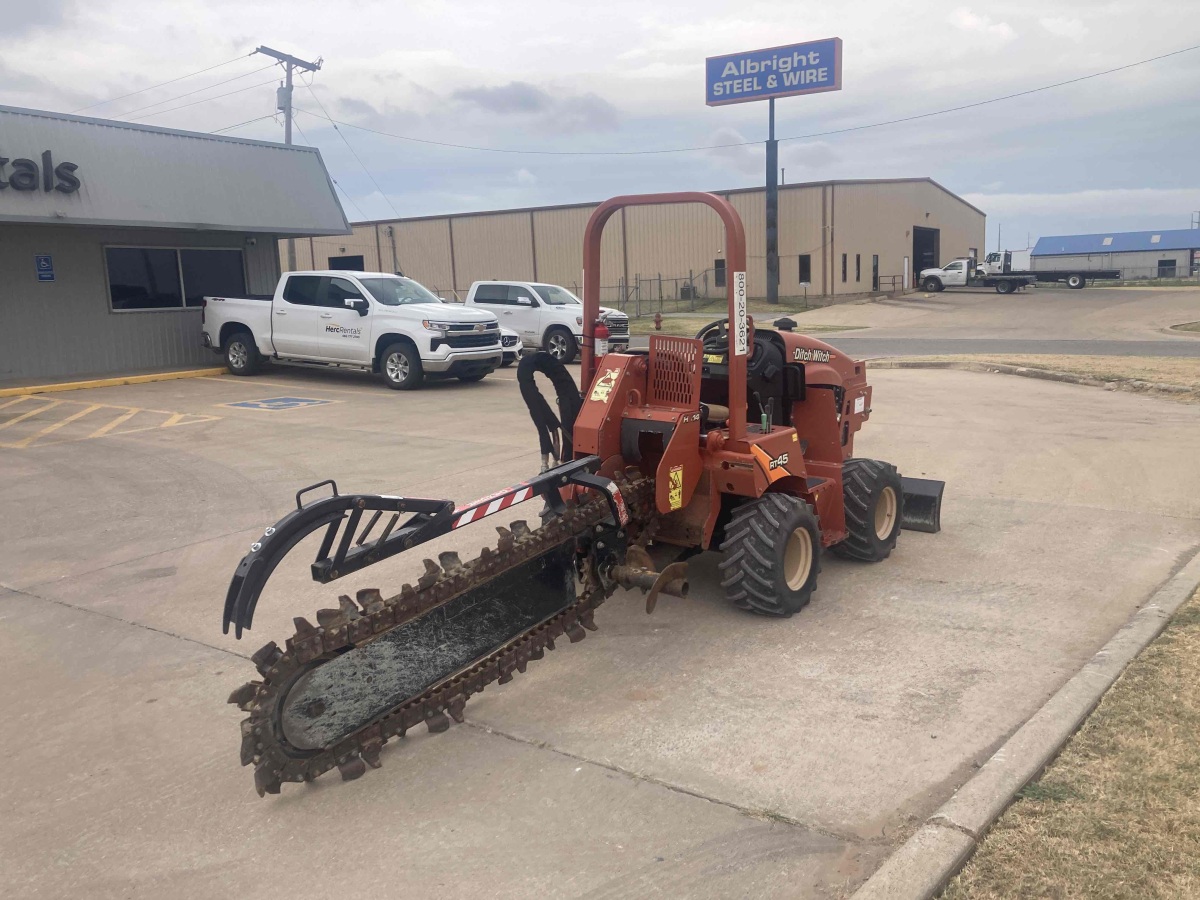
[325,324,362,338]
[0,150,80,193]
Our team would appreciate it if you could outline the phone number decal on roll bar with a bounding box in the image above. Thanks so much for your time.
[733,271,748,356]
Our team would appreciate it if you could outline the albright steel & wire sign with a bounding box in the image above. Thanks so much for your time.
[705,38,842,106]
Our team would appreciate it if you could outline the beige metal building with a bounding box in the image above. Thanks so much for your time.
[281,177,985,306]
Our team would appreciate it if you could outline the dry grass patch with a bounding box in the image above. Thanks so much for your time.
[942,588,1200,900]
[898,355,1200,391]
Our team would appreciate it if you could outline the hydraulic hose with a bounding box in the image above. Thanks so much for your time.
[517,351,582,470]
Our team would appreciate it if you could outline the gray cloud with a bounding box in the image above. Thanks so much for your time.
[0,0,75,33]
[453,82,552,114]
[452,81,619,132]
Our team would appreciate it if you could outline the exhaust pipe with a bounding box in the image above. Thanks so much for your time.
[901,477,944,534]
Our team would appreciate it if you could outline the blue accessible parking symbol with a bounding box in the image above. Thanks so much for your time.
[36,255,55,282]
[226,397,332,411]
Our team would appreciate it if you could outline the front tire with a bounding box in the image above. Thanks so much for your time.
[719,493,822,617]
[380,341,424,390]
[458,371,488,382]
[224,330,260,376]
[544,327,577,364]
[831,459,903,562]
[923,277,941,292]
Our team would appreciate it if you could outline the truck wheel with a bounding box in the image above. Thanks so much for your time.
[380,341,424,390]
[831,459,903,562]
[1067,274,1085,289]
[996,279,1013,294]
[223,330,260,376]
[922,277,941,292]
[718,493,821,617]
[544,327,577,364]
[458,372,488,382]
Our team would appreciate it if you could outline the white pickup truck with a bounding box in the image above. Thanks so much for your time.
[464,280,629,364]
[201,270,503,390]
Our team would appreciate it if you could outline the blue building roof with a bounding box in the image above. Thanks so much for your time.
[1032,228,1200,256]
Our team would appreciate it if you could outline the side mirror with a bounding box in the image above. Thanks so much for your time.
[516,296,533,306]
[345,297,368,316]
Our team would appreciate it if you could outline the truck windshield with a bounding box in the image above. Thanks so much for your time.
[532,285,580,306]
[360,277,443,305]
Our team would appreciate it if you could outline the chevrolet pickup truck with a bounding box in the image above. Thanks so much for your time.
[200,270,502,390]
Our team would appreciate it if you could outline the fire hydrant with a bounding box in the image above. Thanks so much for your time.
[654,312,662,331]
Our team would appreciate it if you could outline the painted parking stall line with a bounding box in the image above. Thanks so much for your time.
[0,396,220,450]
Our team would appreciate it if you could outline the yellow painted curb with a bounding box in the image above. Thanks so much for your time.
[0,368,226,398]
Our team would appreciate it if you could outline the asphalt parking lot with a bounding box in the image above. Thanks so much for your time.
[3,359,1200,898]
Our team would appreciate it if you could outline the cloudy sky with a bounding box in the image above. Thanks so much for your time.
[6,0,1200,249]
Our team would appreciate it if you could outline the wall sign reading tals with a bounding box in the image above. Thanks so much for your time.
[0,150,80,193]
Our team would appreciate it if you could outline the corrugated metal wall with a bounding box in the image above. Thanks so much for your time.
[1031,249,1194,273]
[0,222,279,380]
[286,179,985,303]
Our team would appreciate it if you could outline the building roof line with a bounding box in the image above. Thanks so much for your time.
[348,176,985,226]
[0,104,320,154]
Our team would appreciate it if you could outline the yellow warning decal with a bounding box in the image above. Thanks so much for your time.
[704,353,724,364]
[589,368,620,403]
[668,465,684,510]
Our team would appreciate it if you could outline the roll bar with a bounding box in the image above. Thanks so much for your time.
[581,192,749,441]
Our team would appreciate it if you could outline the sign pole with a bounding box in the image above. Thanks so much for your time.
[766,97,779,305]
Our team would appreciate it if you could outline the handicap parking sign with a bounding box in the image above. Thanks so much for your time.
[35,255,54,282]
[225,397,332,411]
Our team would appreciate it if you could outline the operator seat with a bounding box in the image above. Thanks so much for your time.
[695,322,802,430]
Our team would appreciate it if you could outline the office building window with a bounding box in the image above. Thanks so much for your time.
[798,254,811,284]
[107,247,245,311]
[855,254,861,282]
[841,253,847,283]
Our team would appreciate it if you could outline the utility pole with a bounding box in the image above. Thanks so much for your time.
[765,98,779,305]
[256,45,322,272]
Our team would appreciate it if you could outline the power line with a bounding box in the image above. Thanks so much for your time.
[71,52,255,113]
[292,118,370,221]
[212,113,279,134]
[125,78,280,121]
[304,83,402,219]
[113,63,278,118]
[293,41,1200,157]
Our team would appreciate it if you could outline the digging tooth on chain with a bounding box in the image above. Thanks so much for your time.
[316,607,342,627]
[529,647,545,661]
[565,621,587,643]
[254,763,282,796]
[448,696,466,723]
[579,610,598,631]
[250,641,282,676]
[356,588,385,614]
[425,710,450,733]
[438,551,463,574]
[239,718,257,766]
[360,726,384,769]
[227,681,260,708]
[337,595,361,619]
[495,526,514,553]
[510,520,531,539]
[337,754,367,782]
[418,559,441,590]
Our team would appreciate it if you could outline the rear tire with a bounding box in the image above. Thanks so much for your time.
[380,341,424,390]
[1067,274,1085,289]
[719,493,821,617]
[544,327,577,364]
[831,459,903,562]
[223,330,260,376]
[996,279,1013,294]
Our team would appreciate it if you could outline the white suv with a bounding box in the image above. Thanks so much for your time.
[464,281,629,364]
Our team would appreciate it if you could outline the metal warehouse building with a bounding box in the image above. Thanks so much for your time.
[1032,229,1200,280]
[0,105,349,383]
[282,178,985,306]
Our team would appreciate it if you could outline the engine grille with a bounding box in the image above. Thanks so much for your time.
[605,317,629,337]
[648,335,702,407]
[442,333,500,349]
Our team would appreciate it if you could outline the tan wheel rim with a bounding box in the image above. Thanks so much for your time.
[875,486,898,540]
[784,527,813,591]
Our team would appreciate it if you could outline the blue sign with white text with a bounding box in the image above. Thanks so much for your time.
[706,38,842,106]
[35,255,55,282]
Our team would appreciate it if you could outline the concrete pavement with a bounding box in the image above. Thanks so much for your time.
[3,362,1199,898]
